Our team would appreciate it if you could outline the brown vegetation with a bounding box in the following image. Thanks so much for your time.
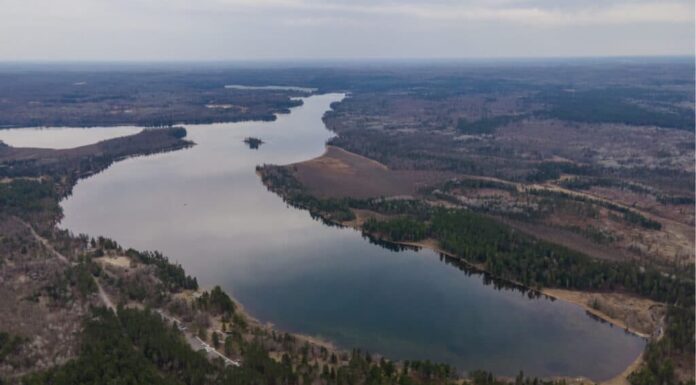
[0,216,96,379]
[290,146,455,199]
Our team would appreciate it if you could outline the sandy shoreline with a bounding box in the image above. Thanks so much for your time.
[198,286,338,353]
[346,211,657,338]
[340,212,655,384]
[390,238,652,385]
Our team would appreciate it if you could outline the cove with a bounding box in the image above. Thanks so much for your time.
[0,93,645,381]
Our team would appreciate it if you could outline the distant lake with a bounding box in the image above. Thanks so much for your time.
[0,94,645,381]
[0,126,140,149]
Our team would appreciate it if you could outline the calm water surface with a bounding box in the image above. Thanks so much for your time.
[0,126,141,149]
[0,94,645,380]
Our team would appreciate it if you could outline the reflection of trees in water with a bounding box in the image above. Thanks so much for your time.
[258,173,555,301]
[362,232,420,252]
[583,311,640,338]
[440,252,551,300]
[361,232,551,301]
[309,211,344,228]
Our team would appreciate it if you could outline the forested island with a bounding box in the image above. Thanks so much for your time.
[243,137,264,149]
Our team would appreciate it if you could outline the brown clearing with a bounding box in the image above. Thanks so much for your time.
[290,146,455,199]
[95,255,132,268]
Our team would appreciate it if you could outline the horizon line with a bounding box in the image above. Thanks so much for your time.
[0,54,693,65]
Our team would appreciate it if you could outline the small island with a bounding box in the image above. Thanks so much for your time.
[243,136,264,149]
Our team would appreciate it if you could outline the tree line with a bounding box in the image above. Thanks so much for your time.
[364,208,692,306]
[19,306,575,385]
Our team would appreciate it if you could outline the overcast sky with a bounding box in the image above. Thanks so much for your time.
[1,0,694,61]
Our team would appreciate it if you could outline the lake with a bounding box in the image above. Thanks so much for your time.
[0,125,141,149]
[0,93,645,381]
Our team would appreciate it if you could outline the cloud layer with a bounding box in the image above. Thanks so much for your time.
[0,0,693,60]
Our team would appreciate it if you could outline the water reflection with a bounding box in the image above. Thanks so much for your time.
[10,93,646,381]
[362,234,554,300]
[0,126,141,149]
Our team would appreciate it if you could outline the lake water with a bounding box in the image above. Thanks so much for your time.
[0,126,141,149]
[0,94,645,380]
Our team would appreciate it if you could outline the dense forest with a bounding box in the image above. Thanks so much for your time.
[125,249,199,292]
[540,88,695,131]
[629,306,695,385]
[20,306,573,385]
[0,179,60,220]
[364,208,693,305]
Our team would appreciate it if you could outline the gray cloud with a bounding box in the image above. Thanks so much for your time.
[0,0,693,60]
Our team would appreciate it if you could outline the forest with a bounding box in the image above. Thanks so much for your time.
[0,179,60,219]
[541,88,695,131]
[0,70,304,128]
[629,306,695,385]
[20,307,572,385]
[125,249,199,292]
[364,209,693,305]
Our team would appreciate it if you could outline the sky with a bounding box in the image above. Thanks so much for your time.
[0,0,694,61]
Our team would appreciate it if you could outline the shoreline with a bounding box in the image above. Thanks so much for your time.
[215,287,338,352]
[258,155,655,384]
[338,209,654,384]
[344,210,654,339]
[191,218,645,384]
[397,236,654,340]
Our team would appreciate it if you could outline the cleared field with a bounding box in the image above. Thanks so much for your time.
[289,146,455,199]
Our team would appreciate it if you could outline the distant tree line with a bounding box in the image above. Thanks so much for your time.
[526,187,662,230]
[539,88,695,131]
[456,115,521,135]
